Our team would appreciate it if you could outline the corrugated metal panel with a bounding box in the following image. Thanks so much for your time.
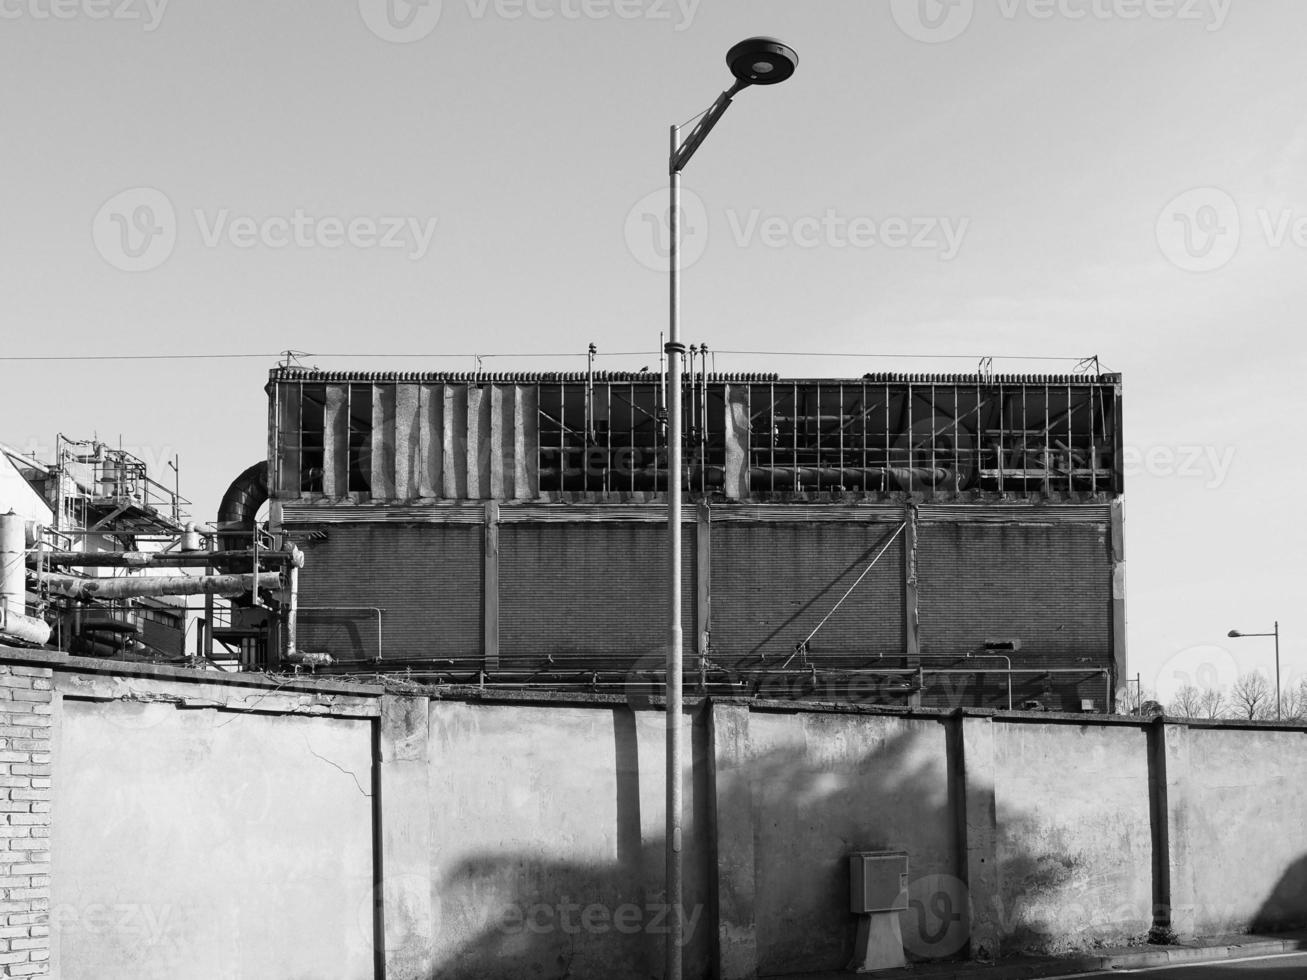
[916,522,1113,711]
[271,367,1117,386]
[498,523,695,672]
[710,504,905,524]
[290,522,482,663]
[918,504,1113,524]
[282,504,486,524]
[710,522,905,663]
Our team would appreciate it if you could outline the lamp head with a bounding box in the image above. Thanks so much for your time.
[727,36,798,87]
[1228,630,1243,638]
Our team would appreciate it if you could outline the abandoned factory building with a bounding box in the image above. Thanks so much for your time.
[241,366,1125,711]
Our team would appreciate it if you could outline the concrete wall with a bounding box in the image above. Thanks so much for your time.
[420,701,712,980]
[8,649,1307,979]
[743,711,955,975]
[991,721,1153,953]
[1172,726,1307,937]
[45,660,381,980]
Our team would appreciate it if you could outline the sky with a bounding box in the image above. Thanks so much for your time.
[2,0,1305,704]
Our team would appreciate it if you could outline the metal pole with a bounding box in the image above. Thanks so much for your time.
[1275,620,1281,720]
[665,122,685,980]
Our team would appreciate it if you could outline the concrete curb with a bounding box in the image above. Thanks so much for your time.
[838,932,1307,979]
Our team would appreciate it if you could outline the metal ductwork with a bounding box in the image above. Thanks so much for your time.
[216,461,269,553]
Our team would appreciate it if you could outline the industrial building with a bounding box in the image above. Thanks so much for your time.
[1,437,296,666]
[249,365,1126,711]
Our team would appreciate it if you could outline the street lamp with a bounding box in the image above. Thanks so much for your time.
[1228,622,1281,719]
[664,35,798,980]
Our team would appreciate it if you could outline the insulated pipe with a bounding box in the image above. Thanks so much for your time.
[0,513,23,614]
[285,563,299,660]
[0,512,52,647]
[40,571,282,601]
[31,550,303,568]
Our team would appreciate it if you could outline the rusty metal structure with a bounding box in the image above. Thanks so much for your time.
[267,369,1121,503]
[262,366,1126,711]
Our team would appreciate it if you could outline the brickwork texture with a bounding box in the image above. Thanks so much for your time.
[0,665,50,978]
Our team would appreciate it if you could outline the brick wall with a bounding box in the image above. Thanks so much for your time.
[0,665,50,977]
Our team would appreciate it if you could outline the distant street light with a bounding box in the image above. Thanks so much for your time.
[1228,621,1281,719]
[664,36,797,980]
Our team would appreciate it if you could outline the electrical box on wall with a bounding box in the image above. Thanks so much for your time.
[849,851,909,915]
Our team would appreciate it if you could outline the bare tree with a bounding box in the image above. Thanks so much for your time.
[1230,671,1273,720]
[1168,684,1205,718]
[1279,679,1307,722]
[1197,687,1227,719]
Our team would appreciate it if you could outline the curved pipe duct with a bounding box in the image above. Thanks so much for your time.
[216,461,269,552]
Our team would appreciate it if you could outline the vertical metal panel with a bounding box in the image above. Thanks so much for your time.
[514,386,536,500]
[904,505,920,658]
[370,385,396,500]
[466,386,489,499]
[394,384,420,501]
[323,385,348,498]
[1111,500,1127,708]
[484,502,500,669]
[418,384,443,499]
[696,501,712,667]
[724,385,749,499]
[443,385,467,499]
[489,386,508,500]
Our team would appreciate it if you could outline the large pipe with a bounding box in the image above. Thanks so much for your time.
[40,571,282,601]
[0,512,52,647]
[31,549,303,568]
[1,513,23,614]
[285,563,299,661]
[216,461,269,553]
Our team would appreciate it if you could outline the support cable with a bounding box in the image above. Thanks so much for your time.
[795,522,907,657]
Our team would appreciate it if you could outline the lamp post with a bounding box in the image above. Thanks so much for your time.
[1228,622,1281,719]
[665,36,798,980]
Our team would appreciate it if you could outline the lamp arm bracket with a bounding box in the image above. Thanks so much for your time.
[670,82,747,174]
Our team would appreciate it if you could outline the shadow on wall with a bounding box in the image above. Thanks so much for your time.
[421,707,1189,979]
[1254,856,1307,935]
[427,707,713,980]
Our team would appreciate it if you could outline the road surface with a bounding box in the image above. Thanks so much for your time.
[1061,951,1307,978]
